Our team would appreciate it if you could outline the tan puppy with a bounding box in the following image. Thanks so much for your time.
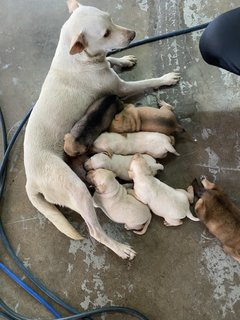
[129,154,199,226]
[24,0,180,259]
[193,176,240,262]
[84,153,163,181]
[109,100,183,135]
[87,169,152,235]
[92,132,179,158]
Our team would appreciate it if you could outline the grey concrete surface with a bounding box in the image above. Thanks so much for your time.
[1,1,240,319]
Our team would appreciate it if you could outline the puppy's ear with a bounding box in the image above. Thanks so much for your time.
[128,170,134,179]
[194,198,206,216]
[69,33,87,55]
[67,0,80,13]
[96,184,106,194]
[114,114,121,121]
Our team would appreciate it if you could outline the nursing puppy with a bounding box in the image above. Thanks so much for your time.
[92,132,179,158]
[84,153,164,181]
[129,154,199,226]
[24,0,180,259]
[87,169,152,234]
[109,100,183,135]
[64,153,95,193]
[193,176,240,262]
[64,95,124,156]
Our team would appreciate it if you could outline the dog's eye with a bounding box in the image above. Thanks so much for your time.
[103,29,111,38]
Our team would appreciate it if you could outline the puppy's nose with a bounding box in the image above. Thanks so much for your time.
[129,30,136,42]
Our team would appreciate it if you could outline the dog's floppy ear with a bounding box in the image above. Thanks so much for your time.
[69,33,87,55]
[114,114,121,121]
[67,0,80,13]
[194,198,206,216]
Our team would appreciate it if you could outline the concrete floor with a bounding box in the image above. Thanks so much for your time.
[1,0,240,319]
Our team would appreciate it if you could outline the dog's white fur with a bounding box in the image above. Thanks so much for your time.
[23,1,180,259]
[92,132,179,158]
[129,154,199,226]
[87,169,152,234]
[84,153,163,181]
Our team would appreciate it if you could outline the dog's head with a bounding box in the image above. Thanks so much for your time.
[128,153,153,179]
[66,1,136,56]
[84,152,110,171]
[64,133,87,156]
[86,168,116,193]
[194,176,227,219]
[109,106,136,132]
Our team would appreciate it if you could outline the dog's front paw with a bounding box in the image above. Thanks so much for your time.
[119,55,137,68]
[160,72,181,86]
[117,243,136,260]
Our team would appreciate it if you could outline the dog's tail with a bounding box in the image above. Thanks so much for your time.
[186,210,200,222]
[26,189,84,240]
[133,215,152,235]
[166,143,180,156]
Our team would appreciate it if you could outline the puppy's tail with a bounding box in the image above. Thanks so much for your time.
[166,143,180,156]
[186,210,200,222]
[133,215,152,235]
[26,188,84,240]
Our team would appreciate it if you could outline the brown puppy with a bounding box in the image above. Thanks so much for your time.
[193,176,240,262]
[64,95,124,156]
[109,100,183,135]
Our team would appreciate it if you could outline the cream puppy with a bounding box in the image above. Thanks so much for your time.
[87,169,152,235]
[92,132,179,158]
[84,153,164,181]
[129,154,199,226]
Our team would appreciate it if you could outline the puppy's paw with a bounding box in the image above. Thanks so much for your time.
[158,100,173,110]
[117,243,136,260]
[160,72,181,86]
[84,159,92,171]
[119,55,137,68]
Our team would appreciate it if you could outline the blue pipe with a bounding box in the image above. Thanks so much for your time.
[0,262,61,318]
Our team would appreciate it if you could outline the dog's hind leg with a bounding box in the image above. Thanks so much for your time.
[26,188,84,240]
[186,210,200,222]
[67,187,136,259]
[163,218,183,226]
[176,186,194,204]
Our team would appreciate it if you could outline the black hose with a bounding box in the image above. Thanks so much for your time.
[0,312,14,320]
[0,298,149,320]
[0,107,8,198]
[0,108,88,316]
[108,22,209,55]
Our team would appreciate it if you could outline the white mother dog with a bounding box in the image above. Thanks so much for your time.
[129,154,199,226]
[24,0,180,259]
